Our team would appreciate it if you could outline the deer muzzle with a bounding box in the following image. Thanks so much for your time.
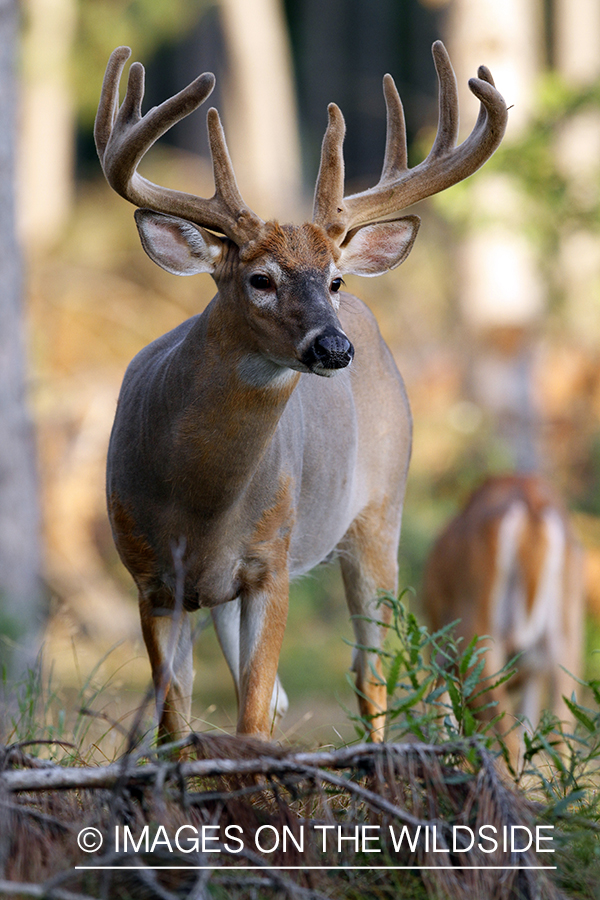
[301,326,354,375]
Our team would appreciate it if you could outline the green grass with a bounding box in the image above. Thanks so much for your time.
[1,642,157,763]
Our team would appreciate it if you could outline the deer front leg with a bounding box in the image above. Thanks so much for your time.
[236,579,289,739]
[211,598,289,726]
[339,508,401,742]
[139,594,194,742]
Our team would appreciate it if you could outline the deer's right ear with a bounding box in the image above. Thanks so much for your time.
[134,209,226,276]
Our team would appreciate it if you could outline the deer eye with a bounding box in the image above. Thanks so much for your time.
[249,273,273,290]
[330,277,344,293]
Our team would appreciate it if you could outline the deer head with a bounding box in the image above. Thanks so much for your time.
[95,43,507,380]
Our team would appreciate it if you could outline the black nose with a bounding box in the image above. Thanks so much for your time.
[304,327,354,371]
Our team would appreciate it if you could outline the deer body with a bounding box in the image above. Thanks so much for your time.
[423,474,584,750]
[108,222,411,737]
[95,43,507,741]
[109,296,409,598]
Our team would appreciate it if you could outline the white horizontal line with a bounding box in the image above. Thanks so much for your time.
[75,865,557,871]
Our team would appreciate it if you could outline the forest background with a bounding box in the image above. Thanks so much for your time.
[2,0,600,752]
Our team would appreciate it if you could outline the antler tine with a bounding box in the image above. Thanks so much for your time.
[380,73,408,181]
[94,46,132,160]
[315,41,507,247]
[206,108,264,237]
[312,103,347,240]
[94,47,263,244]
[471,64,498,134]
[429,41,460,158]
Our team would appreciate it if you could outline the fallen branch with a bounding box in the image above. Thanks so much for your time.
[0,739,477,793]
[0,880,96,900]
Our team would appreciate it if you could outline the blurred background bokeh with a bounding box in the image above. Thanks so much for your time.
[2,0,600,753]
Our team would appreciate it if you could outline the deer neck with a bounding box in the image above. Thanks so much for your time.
[175,294,300,512]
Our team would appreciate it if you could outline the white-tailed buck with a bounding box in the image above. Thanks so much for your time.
[423,474,584,750]
[95,42,507,741]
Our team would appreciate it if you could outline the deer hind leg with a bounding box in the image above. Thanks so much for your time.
[481,638,524,765]
[520,665,546,735]
[553,540,584,734]
[211,598,289,728]
[139,593,194,742]
[338,507,401,742]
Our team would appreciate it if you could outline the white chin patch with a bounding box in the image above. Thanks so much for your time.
[237,354,297,388]
[311,364,341,378]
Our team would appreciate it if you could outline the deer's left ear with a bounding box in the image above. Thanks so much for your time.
[338,215,420,276]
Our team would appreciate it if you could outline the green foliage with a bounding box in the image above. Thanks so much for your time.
[349,591,517,749]
[517,683,600,897]
[348,592,600,898]
[520,678,600,805]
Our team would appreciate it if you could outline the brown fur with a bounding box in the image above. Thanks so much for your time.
[242,477,295,591]
[174,362,299,481]
[236,478,294,736]
[240,221,336,269]
[423,474,584,761]
[108,492,158,592]
[236,578,288,736]
[339,499,402,740]
[139,594,194,740]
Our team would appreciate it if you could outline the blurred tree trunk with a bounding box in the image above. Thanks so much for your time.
[553,0,600,349]
[445,0,545,471]
[555,0,600,84]
[218,0,302,218]
[0,0,43,680]
[18,0,76,248]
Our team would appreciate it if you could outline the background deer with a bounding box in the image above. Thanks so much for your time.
[95,42,507,742]
[423,474,584,753]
